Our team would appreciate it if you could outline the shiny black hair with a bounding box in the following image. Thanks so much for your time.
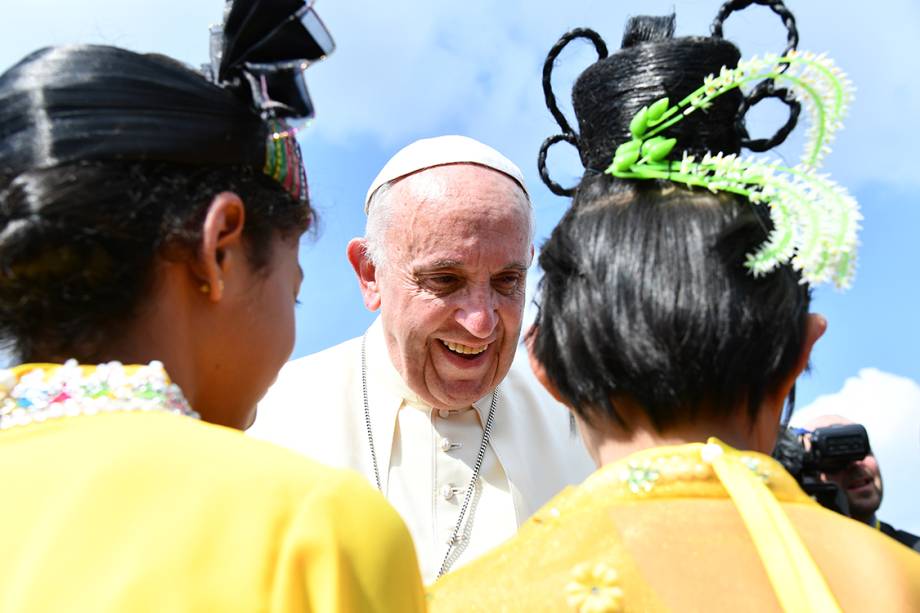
[0,44,311,362]
[534,7,809,433]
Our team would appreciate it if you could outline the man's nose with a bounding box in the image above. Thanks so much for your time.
[455,287,498,339]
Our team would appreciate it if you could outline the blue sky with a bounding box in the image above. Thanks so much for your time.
[4,1,918,528]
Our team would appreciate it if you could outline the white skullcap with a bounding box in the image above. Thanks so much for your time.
[364,134,529,213]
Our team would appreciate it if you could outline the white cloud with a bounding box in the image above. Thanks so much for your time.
[791,369,920,535]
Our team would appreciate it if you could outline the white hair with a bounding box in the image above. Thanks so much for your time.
[363,171,534,267]
[364,182,395,266]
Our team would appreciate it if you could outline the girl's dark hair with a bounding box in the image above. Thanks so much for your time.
[534,10,809,432]
[0,45,312,362]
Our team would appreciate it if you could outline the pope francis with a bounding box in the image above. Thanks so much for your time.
[250,135,593,582]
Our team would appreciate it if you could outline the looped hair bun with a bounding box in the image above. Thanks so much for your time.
[572,15,743,171]
[538,0,802,194]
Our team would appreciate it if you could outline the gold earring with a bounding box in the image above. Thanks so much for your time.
[200,280,224,294]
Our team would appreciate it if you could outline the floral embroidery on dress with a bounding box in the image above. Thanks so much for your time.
[609,442,779,496]
[620,461,660,494]
[565,562,624,613]
[740,456,772,483]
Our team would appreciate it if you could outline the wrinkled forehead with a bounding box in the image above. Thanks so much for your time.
[391,163,528,203]
[390,164,530,226]
[386,165,532,261]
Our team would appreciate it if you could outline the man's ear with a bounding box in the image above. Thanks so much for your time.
[346,238,381,311]
[196,192,246,302]
[525,325,567,406]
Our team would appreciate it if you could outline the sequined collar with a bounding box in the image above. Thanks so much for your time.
[0,360,199,431]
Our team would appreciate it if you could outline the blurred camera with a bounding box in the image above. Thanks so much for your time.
[805,424,870,472]
[772,424,870,516]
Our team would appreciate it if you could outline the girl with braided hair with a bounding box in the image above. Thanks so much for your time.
[430,2,920,611]
[0,1,424,610]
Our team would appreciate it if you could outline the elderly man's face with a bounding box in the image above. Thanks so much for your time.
[374,164,532,410]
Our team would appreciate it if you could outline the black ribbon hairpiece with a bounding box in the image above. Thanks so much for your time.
[202,0,336,203]
[205,0,335,120]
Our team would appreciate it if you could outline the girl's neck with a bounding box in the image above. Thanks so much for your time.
[579,397,777,467]
[591,421,754,466]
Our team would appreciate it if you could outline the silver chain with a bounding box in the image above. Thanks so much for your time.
[360,332,383,491]
[361,332,497,577]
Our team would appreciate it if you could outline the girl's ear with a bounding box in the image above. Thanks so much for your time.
[193,191,246,301]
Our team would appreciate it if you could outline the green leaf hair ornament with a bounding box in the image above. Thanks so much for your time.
[606,50,860,289]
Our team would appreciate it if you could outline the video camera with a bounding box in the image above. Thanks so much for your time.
[772,423,871,516]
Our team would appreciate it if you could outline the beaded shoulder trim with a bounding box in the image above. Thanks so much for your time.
[0,360,199,431]
[531,440,810,525]
[592,441,804,499]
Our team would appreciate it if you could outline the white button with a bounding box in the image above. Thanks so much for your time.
[439,438,462,452]
[437,409,452,419]
[440,484,457,500]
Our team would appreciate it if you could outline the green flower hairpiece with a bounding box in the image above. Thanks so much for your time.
[606,51,859,288]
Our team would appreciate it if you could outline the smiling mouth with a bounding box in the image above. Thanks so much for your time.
[441,340,489,357]
[847,475,873,490]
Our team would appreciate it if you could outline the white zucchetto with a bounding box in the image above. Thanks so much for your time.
[364,135,529,213]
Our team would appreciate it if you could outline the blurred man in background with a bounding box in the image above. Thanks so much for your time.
[803,414,919,551]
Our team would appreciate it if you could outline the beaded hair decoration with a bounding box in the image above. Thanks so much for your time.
[607,50,858,288]
[205,0,335,204]
[264,120,309,204]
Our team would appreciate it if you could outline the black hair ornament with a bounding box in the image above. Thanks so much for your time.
[538,0,859,289]
[205,0,336,202]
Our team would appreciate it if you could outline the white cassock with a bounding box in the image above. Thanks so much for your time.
[250,317,594,582]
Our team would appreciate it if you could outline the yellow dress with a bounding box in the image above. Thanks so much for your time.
[429,439,920,612]
[0,362,426,612]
